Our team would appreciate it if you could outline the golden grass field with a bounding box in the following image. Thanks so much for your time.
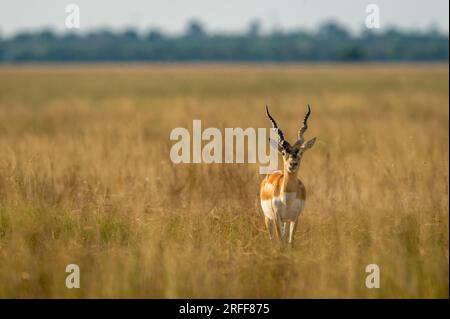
[0,64,448,298]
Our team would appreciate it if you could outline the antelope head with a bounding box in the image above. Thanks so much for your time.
[266,105,316,174]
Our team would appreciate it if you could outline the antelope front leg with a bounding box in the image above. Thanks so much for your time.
[288,220,298,246]
[282,222,289,242]
[273,217,285,250]
[264,217,274,240]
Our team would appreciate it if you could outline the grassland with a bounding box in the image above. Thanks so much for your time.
[0,64,448,298]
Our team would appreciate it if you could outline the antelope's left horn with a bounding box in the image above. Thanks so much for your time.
[296,104,311,145]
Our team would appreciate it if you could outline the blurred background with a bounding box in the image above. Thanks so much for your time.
[0,0,448,62]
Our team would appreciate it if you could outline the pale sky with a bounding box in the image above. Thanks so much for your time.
[0,0,448,36]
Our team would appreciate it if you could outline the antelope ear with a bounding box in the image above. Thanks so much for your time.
[269,138,284,153]
[302,137,316,150]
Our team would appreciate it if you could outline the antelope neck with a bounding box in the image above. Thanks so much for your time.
[281,167,299,193]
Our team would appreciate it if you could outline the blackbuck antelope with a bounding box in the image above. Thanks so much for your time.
[260,105,316,247]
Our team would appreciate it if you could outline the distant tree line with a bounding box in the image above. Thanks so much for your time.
[0,20,448,62]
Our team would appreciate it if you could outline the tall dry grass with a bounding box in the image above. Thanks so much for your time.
[0,64,448,298]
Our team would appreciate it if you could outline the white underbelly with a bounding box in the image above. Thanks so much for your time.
[261,193,305,222]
